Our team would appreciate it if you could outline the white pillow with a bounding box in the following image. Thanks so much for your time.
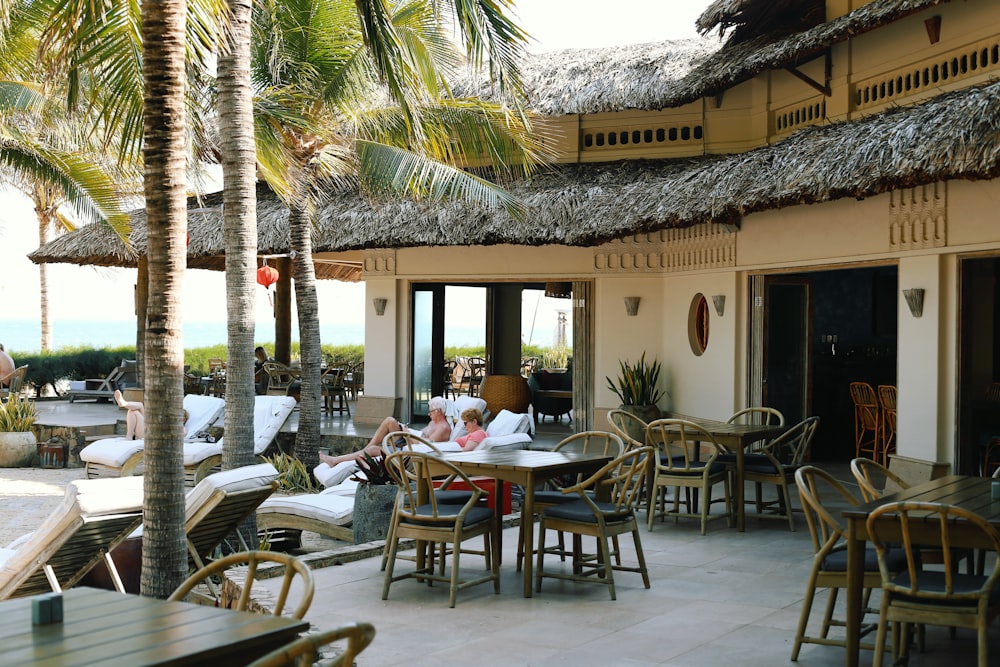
[185,462,278,516]
[314,460,358,488]
[478,433,532,451]
[486,409,532,437]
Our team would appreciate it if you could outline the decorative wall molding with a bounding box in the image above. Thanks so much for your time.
[594,223,737,274]
[888,183,947,251]
[362,251,397,276]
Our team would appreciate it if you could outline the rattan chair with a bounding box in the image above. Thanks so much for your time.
[245,623,376,667]
[867,502,1000,667]
[535,447,652,600]
[381,450,499,607]
[877,385,897,465]
[0,365,27,402]
[741,416,819,531]
[168,550,314,619]
[321,366,350,415]
[850,381,881,461]
[516,430,625,571]
[645,418,732,535]
[263,361,297,396]
[791,465,902,660]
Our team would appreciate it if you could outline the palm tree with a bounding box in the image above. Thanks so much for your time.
[250,0,545,472]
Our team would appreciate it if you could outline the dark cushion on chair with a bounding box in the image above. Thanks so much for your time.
[534,489,576,505]
[403,504,494,527]
[661,460,727,476]
[434,490,475,505]
[743,456,782,474]
[822,545,907,573]
[544,499,632,523]
[889,571,1000,606]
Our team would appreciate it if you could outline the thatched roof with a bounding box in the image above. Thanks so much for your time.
[34,76,998,263]
[696,0,826,45]
[28,185,361,281]
[477,0,951,115]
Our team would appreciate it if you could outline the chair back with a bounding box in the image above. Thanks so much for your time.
[878,384,897,431]
[794,465,863,557]
[553,430,624,458]
[563,446,653,514]
[245,622,376,667]
[849,381,879,430]
[382,431,443,454]
[185,482,280,567]
[849,457,910,502]
[607,409,648,451]
[2,365,27,399]
[263,361,296,395]
[727,407,785,426]
[763,416,819,467]
[645,418,726,472]
[168,550,314,619]
[866,501,1000,603]
[384,451,484,520]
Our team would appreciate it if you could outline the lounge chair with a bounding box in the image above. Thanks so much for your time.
[79,394,226,480]
[257,484,356,544]
[68,359,138,402]
[81,462,280,594]
[0,476,144,599]
[0,365,27,402]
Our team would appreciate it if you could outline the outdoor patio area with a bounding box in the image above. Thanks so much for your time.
[5,400,998,665]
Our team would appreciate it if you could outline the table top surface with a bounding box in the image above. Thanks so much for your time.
[844,474,1000,523]
[654,416,787,445]
[443,448,612,471]
[1,587,308,667]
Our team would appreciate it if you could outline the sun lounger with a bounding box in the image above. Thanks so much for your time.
[80,462,280,594]
[257,483,356,544]
[79,394,226,480]
[0,476,144,599]
[68,359,138,402]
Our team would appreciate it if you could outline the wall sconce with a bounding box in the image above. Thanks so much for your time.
[902,288,925,318]
[712,294,726,317]
[372,297,388,316]
[624,296,640,317]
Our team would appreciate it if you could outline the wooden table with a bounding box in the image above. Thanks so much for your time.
[1,587,308,666]
[428,449,612,597]
[657,417,788,531]
[842,475,1000,667]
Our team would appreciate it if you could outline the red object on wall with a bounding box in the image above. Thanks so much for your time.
[256,265,280,288]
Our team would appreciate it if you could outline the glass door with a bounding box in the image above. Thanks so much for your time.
[411,285,445,419]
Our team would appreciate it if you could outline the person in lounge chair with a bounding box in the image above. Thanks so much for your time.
[114,389,188,440]
[0,344,14,387]
[319,395,452,466]
[455,407,487,451]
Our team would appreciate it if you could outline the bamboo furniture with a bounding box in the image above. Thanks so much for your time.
[877,384,897,465]
[741,415,819,531]
[850,381,881,462]
[245,622,376,667]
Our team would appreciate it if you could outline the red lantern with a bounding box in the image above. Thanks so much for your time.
[257,265,279,289]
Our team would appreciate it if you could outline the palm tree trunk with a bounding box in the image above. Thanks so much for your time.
[32,184,55,353]
[218,0,257,472]
[289,196,321,471]
[275,256,292,365]
[139,0,189,599]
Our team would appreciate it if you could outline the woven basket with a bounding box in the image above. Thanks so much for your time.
[479,374,531,416]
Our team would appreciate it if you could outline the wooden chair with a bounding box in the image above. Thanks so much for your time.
[607,408,649,452]
[867,502,1000,667]
[645,418,732,535]
[245,622,376,667]
[877,385,897,465]
[727,407,785,428]
[466,357,486,396]
[321,366,350,415]
[168,550,314,620]
[207,358,227,397]
[442,360,458,400]
[534,447,652,600]
[263,361,297,396]
[791,465,902,660]
[850,381,881,461]
[344,361,364,400]
[381,450,499,607]
[516,431,625,571]
[0,365,27,402]
[741,416,819,531]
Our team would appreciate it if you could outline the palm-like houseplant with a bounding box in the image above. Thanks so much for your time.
[606,352,665,425]
[0,396,39,467]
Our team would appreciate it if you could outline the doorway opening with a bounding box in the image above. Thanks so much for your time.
[750,264,898,462]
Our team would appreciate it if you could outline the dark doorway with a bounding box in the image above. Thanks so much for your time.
[958,255,1000,474]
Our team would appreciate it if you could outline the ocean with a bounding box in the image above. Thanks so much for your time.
[2,319,487,353]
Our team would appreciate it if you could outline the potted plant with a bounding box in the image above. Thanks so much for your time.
[606,352,665,428]
[0,396,39,467]
[351,453,398,544]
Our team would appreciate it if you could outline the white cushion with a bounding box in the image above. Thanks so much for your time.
[182,440,223,465]
[314,460,358,488]
[478,433,532,451]
[486,409,533,437]
[0,548,15,568]
[182,394,226,434]
[322,479,360,497]
[258,492,354,525]
[79,437,144,466]
[184,462,279,518]
[211,395,297,458]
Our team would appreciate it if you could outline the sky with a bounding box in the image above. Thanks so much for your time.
[0,0,713,344]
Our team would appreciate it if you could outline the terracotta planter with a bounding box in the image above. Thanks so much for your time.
[0,432,38,467]
[352,484,397,544]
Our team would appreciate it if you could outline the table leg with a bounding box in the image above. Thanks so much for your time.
[736,447,745,532]
[494,480,505,566]
[845,516,865,667]
[521,474,536,597]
